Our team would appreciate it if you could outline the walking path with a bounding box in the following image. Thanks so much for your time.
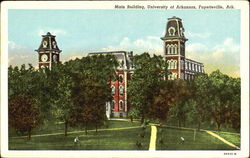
[12,125,141,139]
[150,123,240,150]
[206,130,240,149]
[149,125,157,151]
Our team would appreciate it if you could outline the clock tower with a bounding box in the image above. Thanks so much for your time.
[35,32,61,69]
[161,16,188,80]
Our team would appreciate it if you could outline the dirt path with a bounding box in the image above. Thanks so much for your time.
[206,130,240,149]
[149,125,157,151]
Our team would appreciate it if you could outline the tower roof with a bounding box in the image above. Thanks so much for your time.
[161,16,187,41]
[35,32,61,53]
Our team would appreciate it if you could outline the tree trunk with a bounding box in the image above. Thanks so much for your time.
[141,115,144,125]
[28,129,31,140]
[130,116,133,123]
[217,122,221,131]
[178,120,181,127]
[64,120,68,136]
[95,123,98,133]
[197,121,201,131]
[85,122,88,135]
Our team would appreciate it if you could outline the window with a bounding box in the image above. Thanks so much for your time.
[119,85,124,96]
[111,85,115,96]
[111,100,115,110]
[174,45,178,54]
[171,45,174,54]
[168,27,176,36]
[167,45,170,54]
[119,60,124,68]
[173,60,177,69]
[119,100,124,110]
[167,61,170,69]
[119,74,123,83]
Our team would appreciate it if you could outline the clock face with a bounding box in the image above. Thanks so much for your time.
[41,54,48,62]
[53,54,58,62]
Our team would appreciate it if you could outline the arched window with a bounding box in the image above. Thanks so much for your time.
[111,85,115,96]
[119,85,124,96]
[167,61,170,69]
[111,100,115,110]
[119,74,123,83]
[170,60,173,69]
[167,45,170,54]
[168,27,176,36]
[119,100,124,110]
[173,60,177,69]
[168,74,172,80]
[174,45,178,54]
[171,45,174,54]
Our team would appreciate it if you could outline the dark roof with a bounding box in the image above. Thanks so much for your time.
[35,32,61,52]
[161,16,187,41]
[88,51,127,55]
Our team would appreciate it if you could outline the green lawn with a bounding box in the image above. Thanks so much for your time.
[156,127,237,150]
[9,119,151,150]
[215,132,240,147]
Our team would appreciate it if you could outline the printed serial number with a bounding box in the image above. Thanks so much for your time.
[224,153,236,155]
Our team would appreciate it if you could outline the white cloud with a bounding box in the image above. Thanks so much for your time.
[37,28,67,36]
[186,31,211,39]
[68,55,83,61]
[8,41,25,50]
[186,37,240,77]
[102,36,162,55]
[186,43,208,53]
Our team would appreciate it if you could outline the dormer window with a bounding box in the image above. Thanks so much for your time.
[52,41,57,49]
[180,27,185,36]
[42,41,47,48]
[168,27,176,36]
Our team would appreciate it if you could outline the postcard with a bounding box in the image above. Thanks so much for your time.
[1,1,249,158]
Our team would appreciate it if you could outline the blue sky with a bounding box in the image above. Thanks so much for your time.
[8,9,240,77]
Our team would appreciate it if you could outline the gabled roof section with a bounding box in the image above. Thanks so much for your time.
[35,32,62,53]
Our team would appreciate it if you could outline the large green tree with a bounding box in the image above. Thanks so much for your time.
[127,53,168,124]
[190,73,212,130]
[69,55,118,133]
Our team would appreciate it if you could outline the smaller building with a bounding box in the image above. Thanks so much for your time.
[88,51,134,118]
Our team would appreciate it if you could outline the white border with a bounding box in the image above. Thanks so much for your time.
[1,1,249,158]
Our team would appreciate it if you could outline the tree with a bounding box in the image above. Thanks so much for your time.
[69,55,118,133]
[225,77,240,130]
[191,73,212,130]
[50,63,74,136]
[9,95,41,140]
[208,70,232,131]
[127,53,168,124]
[151,80,190,125]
